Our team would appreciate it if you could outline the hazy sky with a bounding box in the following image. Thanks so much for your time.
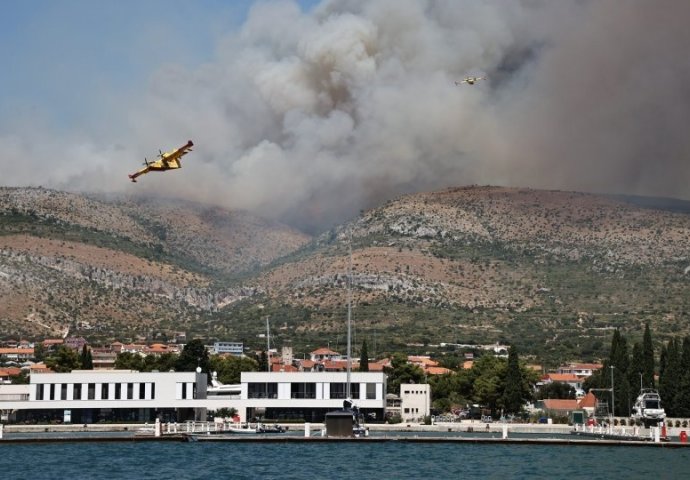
[2,0,688,232]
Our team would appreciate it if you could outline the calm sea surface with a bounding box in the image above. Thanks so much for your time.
[2,438,689,480]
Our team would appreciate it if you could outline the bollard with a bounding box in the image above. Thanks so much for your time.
[155,418,161,437]
[502,424,508,439]
[304,422,311,437]
[680,431,687,443]
[653,426,660,443]
[0,423,3,439]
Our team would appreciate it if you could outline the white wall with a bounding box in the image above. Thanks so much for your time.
[400,383,430,422]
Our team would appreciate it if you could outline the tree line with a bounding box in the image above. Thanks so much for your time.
[584,324,690,418]
[384,348,538,417]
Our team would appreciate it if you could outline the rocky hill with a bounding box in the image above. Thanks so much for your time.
[2,186,689,363]
[247,186,690,362]
[0,187,310,340]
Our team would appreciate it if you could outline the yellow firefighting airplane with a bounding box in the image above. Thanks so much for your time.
[128,140,193,182]
[455,76,486,85]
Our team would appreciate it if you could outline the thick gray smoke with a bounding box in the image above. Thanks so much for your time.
[2,0,689,232]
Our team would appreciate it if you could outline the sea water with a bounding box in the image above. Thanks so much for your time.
[2,440,688,480]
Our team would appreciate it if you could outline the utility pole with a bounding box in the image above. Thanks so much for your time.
[610,365,615,419]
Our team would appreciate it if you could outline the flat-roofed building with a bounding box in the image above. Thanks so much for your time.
[213,341,243,356]
[0,370,387,424]
[399,383,430,422]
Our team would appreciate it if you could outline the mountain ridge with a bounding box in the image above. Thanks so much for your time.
[1,185,688,363]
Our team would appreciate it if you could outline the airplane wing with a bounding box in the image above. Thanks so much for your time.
[162,140,194,161]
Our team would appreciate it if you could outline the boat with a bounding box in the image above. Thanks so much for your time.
[226,422,287,434]
[631,389,666,427]
[207,371,241,397]
[227,423,258,434]
[257,423,288,434]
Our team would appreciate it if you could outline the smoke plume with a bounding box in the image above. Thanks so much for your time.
[2,0,689,232]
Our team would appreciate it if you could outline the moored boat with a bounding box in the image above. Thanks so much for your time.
[227,422,287,434]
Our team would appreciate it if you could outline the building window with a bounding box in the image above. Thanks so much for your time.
[88,383,96,400]
[139,383,146,399]
[36,384,44,400]
[248,383,278,399]
[181,383,187,399]
[115,383,122,400]
[127,383,134,400]
[151,383,155,399]
[291,382,316,399]
[49,384,55,401]
[330,383,346,399]
[404,408,410,414]
[329,383,359,399]
[101,383,109,400]
[366,383,376,400]
[62,384,69,400]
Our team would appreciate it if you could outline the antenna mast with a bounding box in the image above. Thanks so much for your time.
[266,316,270,373]
[346,227,352,399]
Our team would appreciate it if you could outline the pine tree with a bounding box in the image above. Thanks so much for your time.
[257,350,268,373]
[175,339,211,375]
[609,329,631,416]
[628,342,644,395]
[46,346,81,373]
[502,345,525,414]
[80,344,93,370]
[659,343,668,380]
[359,340,369,372]
[673,337,690,417]
[659,338,680,415]
[642,323,655,388]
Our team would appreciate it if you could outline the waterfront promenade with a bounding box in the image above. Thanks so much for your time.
[2,420,572,435]
[4,419,686,437]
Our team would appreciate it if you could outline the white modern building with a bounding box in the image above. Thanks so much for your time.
[0,369,387,424]
[1,370,207,423]
[399,383,431,422]
[212,341,244,355]
[239,371,387,422]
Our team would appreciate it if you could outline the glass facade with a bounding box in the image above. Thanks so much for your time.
[248,382,278,399]
[290,382,316,399]
[34,382,157,400]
